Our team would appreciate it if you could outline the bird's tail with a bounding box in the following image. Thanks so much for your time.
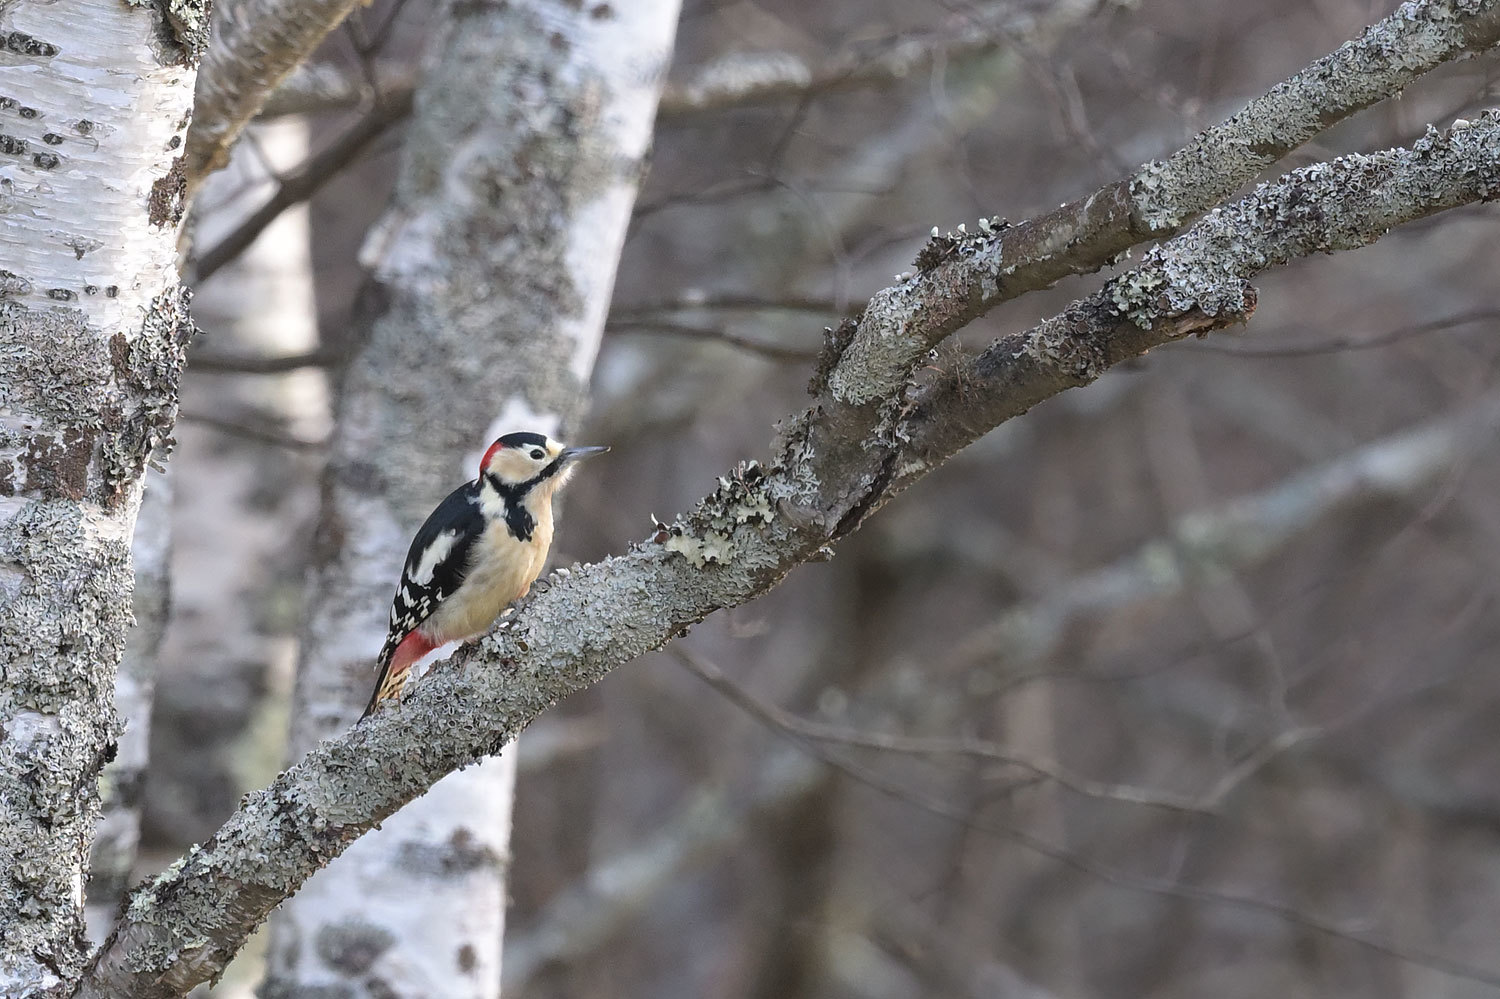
[363,629,440,718]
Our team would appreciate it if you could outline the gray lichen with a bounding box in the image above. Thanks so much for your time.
[127,0,213,66]
[658,460,775,568]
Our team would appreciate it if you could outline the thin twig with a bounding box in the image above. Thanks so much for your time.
[671,646,1212,815]
[606,319,819,362]
[189,92,413,284]
[1187,308,1500,359]
[179,410,327,450]
[610,294,842,317]
[188,346,344,374]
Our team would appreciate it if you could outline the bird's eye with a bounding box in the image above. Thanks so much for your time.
[530,449,545,460]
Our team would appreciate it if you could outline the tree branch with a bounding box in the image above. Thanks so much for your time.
[656,0,1111,117]
[75,105,1500,997]
[184,0,368,189]
[921,0,1500,317]
[258,0,1111,121]
[187,91,412,284]
[952,387,1500,682]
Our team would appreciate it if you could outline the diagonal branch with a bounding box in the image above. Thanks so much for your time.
[76,109,1500,998]
[184,0,368,190]
[187,91,412,284]
[846,0,1500,378]
[656,0,1109,116]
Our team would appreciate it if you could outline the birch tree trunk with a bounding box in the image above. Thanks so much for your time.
[258,2,681,995]
[0,2,205,993]
[84,471,172,945]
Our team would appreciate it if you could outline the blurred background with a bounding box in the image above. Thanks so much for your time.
[136,0,1500,995]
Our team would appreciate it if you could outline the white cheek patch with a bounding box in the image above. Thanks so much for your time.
[478,488,507,520]
[410,529,459,584]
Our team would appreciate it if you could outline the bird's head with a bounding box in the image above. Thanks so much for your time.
[479,432,609,493]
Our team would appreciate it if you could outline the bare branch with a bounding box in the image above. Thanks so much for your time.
[257,0,1110,121]
[672,647,1211,815]
[259,60,415,118]
[504,744,822,992]
[657,0,1111,116]
[76,108,1500,998]
[233,0,1500,314]
[186,346,343,374]
[178,409,327,450]
[610,293,842,316]
[605,319,819,362]
[188,92,412,284]
[1189,306,1500,358]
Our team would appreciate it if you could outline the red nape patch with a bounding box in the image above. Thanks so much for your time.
[480,438,506,474]
[391,630,440,674]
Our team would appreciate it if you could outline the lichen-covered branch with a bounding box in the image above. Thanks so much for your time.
[184,0,365,188]
[75,98,1500,997]
[892,116,1500,480]
[505,389,1500,984]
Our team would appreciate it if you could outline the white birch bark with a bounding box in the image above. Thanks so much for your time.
[258,2,681,996]
[0,0,205,991]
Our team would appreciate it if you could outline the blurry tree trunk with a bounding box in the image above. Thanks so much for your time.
[258,2,681,995]
[145,117,326,849]
[0,3,204,993]
[84,471,173,944]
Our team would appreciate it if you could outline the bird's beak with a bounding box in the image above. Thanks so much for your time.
[559,445,610,463]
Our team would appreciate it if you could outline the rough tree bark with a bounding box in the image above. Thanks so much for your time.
[84,472,172,944]
[0,1,208,993]
[77,70,1500,999]
[257,2,680,996]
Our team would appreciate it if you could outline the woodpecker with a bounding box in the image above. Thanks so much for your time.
[363,431,608,717]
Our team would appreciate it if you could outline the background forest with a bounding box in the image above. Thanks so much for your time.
[11,0,1500,996]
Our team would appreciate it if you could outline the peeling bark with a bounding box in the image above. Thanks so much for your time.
[257,2,681,997]
[0,2,199,993]
[74,88,1500,999]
